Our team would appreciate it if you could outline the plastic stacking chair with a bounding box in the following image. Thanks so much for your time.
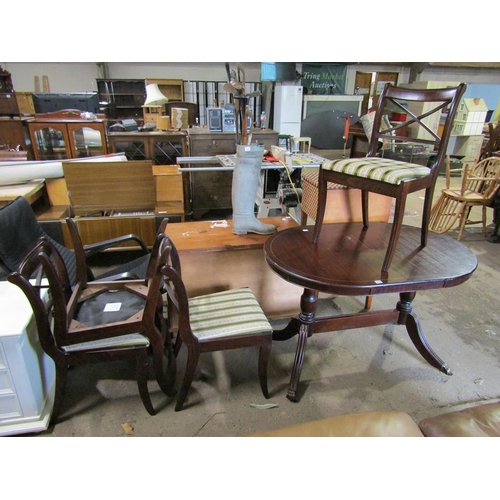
[429,156,500,240]
[312,83,466,273]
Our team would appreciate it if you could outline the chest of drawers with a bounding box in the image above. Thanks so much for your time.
[0,282,54,436]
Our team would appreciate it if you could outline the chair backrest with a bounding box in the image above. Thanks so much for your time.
[155,234,190,345]
[368,83,467,175]
[0,196,76,282]
[144,218,169,282]
[464,157,500,200]
[480,122,500,160]
[8,237,73,353]
[159,253,191,347]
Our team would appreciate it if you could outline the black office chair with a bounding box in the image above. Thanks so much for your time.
[0,196,152,284]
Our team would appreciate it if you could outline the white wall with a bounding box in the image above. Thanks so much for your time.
[3,61,500,94]
[1,62,262,92]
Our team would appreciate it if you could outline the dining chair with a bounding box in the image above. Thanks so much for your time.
[312,82,467,273]
[8,232,176,425]
[159,235,273,411]
[429,156,500,240]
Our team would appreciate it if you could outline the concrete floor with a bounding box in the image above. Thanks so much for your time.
[20,159,500,439]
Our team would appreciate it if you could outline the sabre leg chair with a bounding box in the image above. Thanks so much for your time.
[8,232,175,425]
[429,156,500,240]
[312,83,467,273]
[160,235,273,412]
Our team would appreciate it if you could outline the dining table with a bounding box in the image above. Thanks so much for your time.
[263,222,478,402]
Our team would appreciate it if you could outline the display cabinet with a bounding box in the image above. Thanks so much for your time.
[27,110,108,161]
[107,130,187,165]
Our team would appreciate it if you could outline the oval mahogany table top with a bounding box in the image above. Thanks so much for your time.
[264,222,478,296]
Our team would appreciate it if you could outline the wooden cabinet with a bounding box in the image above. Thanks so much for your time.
[186,128,279,220]
[0,282,55,436]
[143,79,184,124]
[0,93,19,115]
[0,117,33,159]
[97,79,185,124]
[27,110,108,161]
[107,130,187,165]
[145,79,184,102]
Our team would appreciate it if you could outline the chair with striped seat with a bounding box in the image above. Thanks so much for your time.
[312,83,466,273]
[160,235,273,412]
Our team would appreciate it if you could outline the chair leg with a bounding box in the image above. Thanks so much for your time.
[258,334,272,399]
[163,330,177,390]
[457,205,469,241]
[364,296,373,310]
[312,169,328,243]
[175,347,200,412]
[420,188,434,246]
[49,362,69,425]
[136,348,156,416]
[300,209,308,226]
[149,332,176,398]
[361,189,369,228]
[382,196,406,273]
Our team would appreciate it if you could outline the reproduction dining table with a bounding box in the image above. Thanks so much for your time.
[263,222,478,402]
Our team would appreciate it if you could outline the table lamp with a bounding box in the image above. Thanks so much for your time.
[143,84,169,126]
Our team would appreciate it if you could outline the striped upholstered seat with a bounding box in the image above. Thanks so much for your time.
[312,83,467,273]
[188,288,273,340]
[160,236,273,411]
[322,157,431,185]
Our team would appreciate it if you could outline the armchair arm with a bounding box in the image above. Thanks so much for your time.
[83,234,149,258]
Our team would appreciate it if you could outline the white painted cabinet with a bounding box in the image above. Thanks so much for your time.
[0,282,54,436]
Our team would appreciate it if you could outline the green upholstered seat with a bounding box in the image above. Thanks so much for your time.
[188,288,273,340]
[321,157,430,185]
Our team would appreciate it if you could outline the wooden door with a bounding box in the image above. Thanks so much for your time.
[354,72,373,116]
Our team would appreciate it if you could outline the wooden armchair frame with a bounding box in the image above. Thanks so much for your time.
[429,156,500,240]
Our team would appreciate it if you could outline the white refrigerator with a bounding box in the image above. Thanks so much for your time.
[273,85,303,136]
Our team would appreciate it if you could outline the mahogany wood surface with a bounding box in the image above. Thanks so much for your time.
[165,216,298,252]
[264,222,478,402]
[265,222,477,295]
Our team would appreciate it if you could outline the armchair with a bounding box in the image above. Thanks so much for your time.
[429,156,500,239]
[0,196,151,284]
[8,232,176,424]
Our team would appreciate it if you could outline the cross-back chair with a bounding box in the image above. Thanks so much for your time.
[312,83,467,273]
[8,229,176,425]
[159,234,273,412]
[429,156,500,240]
